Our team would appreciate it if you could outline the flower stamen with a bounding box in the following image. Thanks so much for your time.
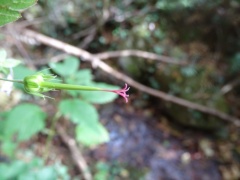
[103,83,130,103]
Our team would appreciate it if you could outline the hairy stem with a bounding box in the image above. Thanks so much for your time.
[41,81,102,91]
[0,78,23,84]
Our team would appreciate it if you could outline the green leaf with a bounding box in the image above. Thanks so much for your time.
[0,160,26,180]
[58,99,109,146]
[0,0,37,26]
[0,112,7,136]
[76,122,109,147]
[0,58,21,68]
[13,65,36,79]
[1,140,17,157]
[0,67,9,74]
[0,49,7,60]
[58,99,98,125]
[0,7,20,26]
[0,49,21,68]
[49,56,80,77]
[94,162,110,180]
[79,82,119,104]
[66,69,93,85]
[0,158,70,180]
[13,65,36,89]
[0,164,9,180]
[0,0,37,10]
[65,69,93,97]
[53,163,70,180]
[19,167,58,180]
[3,103,46,141]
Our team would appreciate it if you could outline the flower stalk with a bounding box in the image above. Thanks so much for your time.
[0,72,130,103]
[0,78,23,84]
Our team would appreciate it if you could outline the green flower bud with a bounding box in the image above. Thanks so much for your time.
[23,73,55,99]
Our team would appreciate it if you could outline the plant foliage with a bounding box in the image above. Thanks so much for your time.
[0,0,37,26]
[0,157,70,180]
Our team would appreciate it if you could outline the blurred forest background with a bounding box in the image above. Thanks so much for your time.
[0,0,240,179]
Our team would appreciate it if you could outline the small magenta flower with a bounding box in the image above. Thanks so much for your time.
[102,83,130,103]
[21,72,130,102]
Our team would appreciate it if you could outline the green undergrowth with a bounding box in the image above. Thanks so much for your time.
[0,52,120,178]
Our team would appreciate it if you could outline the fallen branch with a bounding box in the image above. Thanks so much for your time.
[221,78,240,94]
[56,125,93,180]
[95,50,187,65]
[20,29,240,126]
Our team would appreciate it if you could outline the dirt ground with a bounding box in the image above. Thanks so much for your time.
[90,103,222,179]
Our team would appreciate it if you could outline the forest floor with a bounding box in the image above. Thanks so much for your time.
[90,102,222,179]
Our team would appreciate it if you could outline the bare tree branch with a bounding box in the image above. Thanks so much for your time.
[95,50,188,65]
[72,26,97,40]
[221,78,240,94]
[19,29,240,126]
[79,27,97,49]
[56,125,93,180]
[7,25,33,64]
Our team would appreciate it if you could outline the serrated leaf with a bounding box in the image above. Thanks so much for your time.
[79,82,119,104]
[3,103,46,141]
[58,99,109,146]
[0,7,20,26]
[0,0,37,26]
[58,99,98,125]
[0,0,37,10]
[0,58,21,68]
[49,56,80,78]
[76,122,109,147]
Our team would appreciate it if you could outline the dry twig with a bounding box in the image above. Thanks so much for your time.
[7,25,32,64]
[56,125,92,180]
[20,29,240,126]
[221,78,240,94]
[95,50,187,65]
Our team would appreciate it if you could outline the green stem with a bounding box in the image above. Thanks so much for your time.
[0,78,23,84]
[41,81,102,91]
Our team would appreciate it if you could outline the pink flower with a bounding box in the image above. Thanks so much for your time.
[103,83,130,103]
